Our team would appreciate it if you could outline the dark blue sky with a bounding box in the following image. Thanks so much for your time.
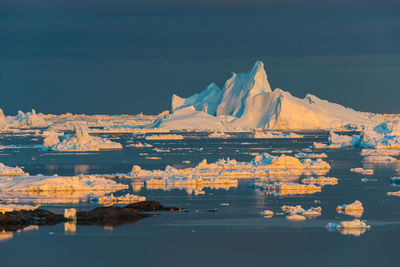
[1,0,399,115]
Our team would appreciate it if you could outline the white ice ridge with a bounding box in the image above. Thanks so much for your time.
[208,131,232,138]
[126,142,153,148]
[253,131,303,139]
[96,193,146,205]
[44,125,122,151]
[124,153,330,181]
[0,163,25,176]
[301,176,338,186]
[0,174,128,192]
[326,219,371,236]
[156,60,376,130]
[250,182,321,196]
[282,205,322,221]
[145,134,184,140]
[0,204,40,214]
[295,152,327,158]
[336,200,364,217]
[350,168,374,175]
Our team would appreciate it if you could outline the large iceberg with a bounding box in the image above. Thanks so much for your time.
[157,61,375,130]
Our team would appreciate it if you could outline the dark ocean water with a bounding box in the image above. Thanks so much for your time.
[0,131,399,267]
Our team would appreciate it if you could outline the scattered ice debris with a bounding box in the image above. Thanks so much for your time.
[361,149,400,157]
[313,142,328,149]
[301,176,338,186]
[336,200,364,217]
[145,134,183,140]
[45,125,122,151]
[361,178,378,182]
[153,148,170,152]
[350,168,374,175]
[125,153,330,183]
[0,174,128,193]
[281,205,322,220]
[0,204,40,214]
[219,203,230,206]
[390,177,400,185]
[387,191,400,197]
[295,152,327,158]
[363,156,397,162]
[0,163,25,176]
[145,157,161,160]
[326,219,370,236]
[261,210,274,217]
[251,182,321,196]
[64,208,77,220]
[96,194,146,205]
[253,131,303,139]
[271,149,292,154]
[127,142,153,148]
[208,132,232,138]
[286,214,306,221]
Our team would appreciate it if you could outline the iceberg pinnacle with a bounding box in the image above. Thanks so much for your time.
[216,60,271,118]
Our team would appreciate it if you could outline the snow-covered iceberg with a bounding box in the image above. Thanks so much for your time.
[156,61,375,130]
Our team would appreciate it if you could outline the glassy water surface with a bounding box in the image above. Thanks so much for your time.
[0,132,399,267]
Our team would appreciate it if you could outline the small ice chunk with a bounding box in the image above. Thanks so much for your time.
[350,168,374,175]
[336,200,364,217]
[64,208,77,220]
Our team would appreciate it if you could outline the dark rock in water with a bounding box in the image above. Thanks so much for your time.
[77,206,149,226]
[125,201,180,211]
[0,209,65,232]
[0,201,181,231]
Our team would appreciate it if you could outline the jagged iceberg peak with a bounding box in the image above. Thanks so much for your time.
[216,60,271,118]
[171,82,222,116]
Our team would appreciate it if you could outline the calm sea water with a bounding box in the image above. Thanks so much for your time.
[0,131,399,267]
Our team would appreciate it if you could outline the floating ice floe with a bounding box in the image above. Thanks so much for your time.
[261,210,274,217]
[64,208,77,220]
[363,156,397,162]
[323,123,400,150]
[208,132,232,138]
[0,163,25,176]
[0,174,128,193]
[301,176,338,186]
[326,219,371,236]
[361,149,400,157]
[0,204,40,214]
[390,177,400,185]
[95,193,146,205]
[350,168,374,175]
[281,205,322,220]
[387,191,400,197]
[145,134,184,140]
[44,125,122,151]
[361,178,377,182]
[124,153,330,182]
[295,152,327,158]
[126,142,153,148]
[251,182,321,196]
[253,131,303,139]
[336,200,364,217]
